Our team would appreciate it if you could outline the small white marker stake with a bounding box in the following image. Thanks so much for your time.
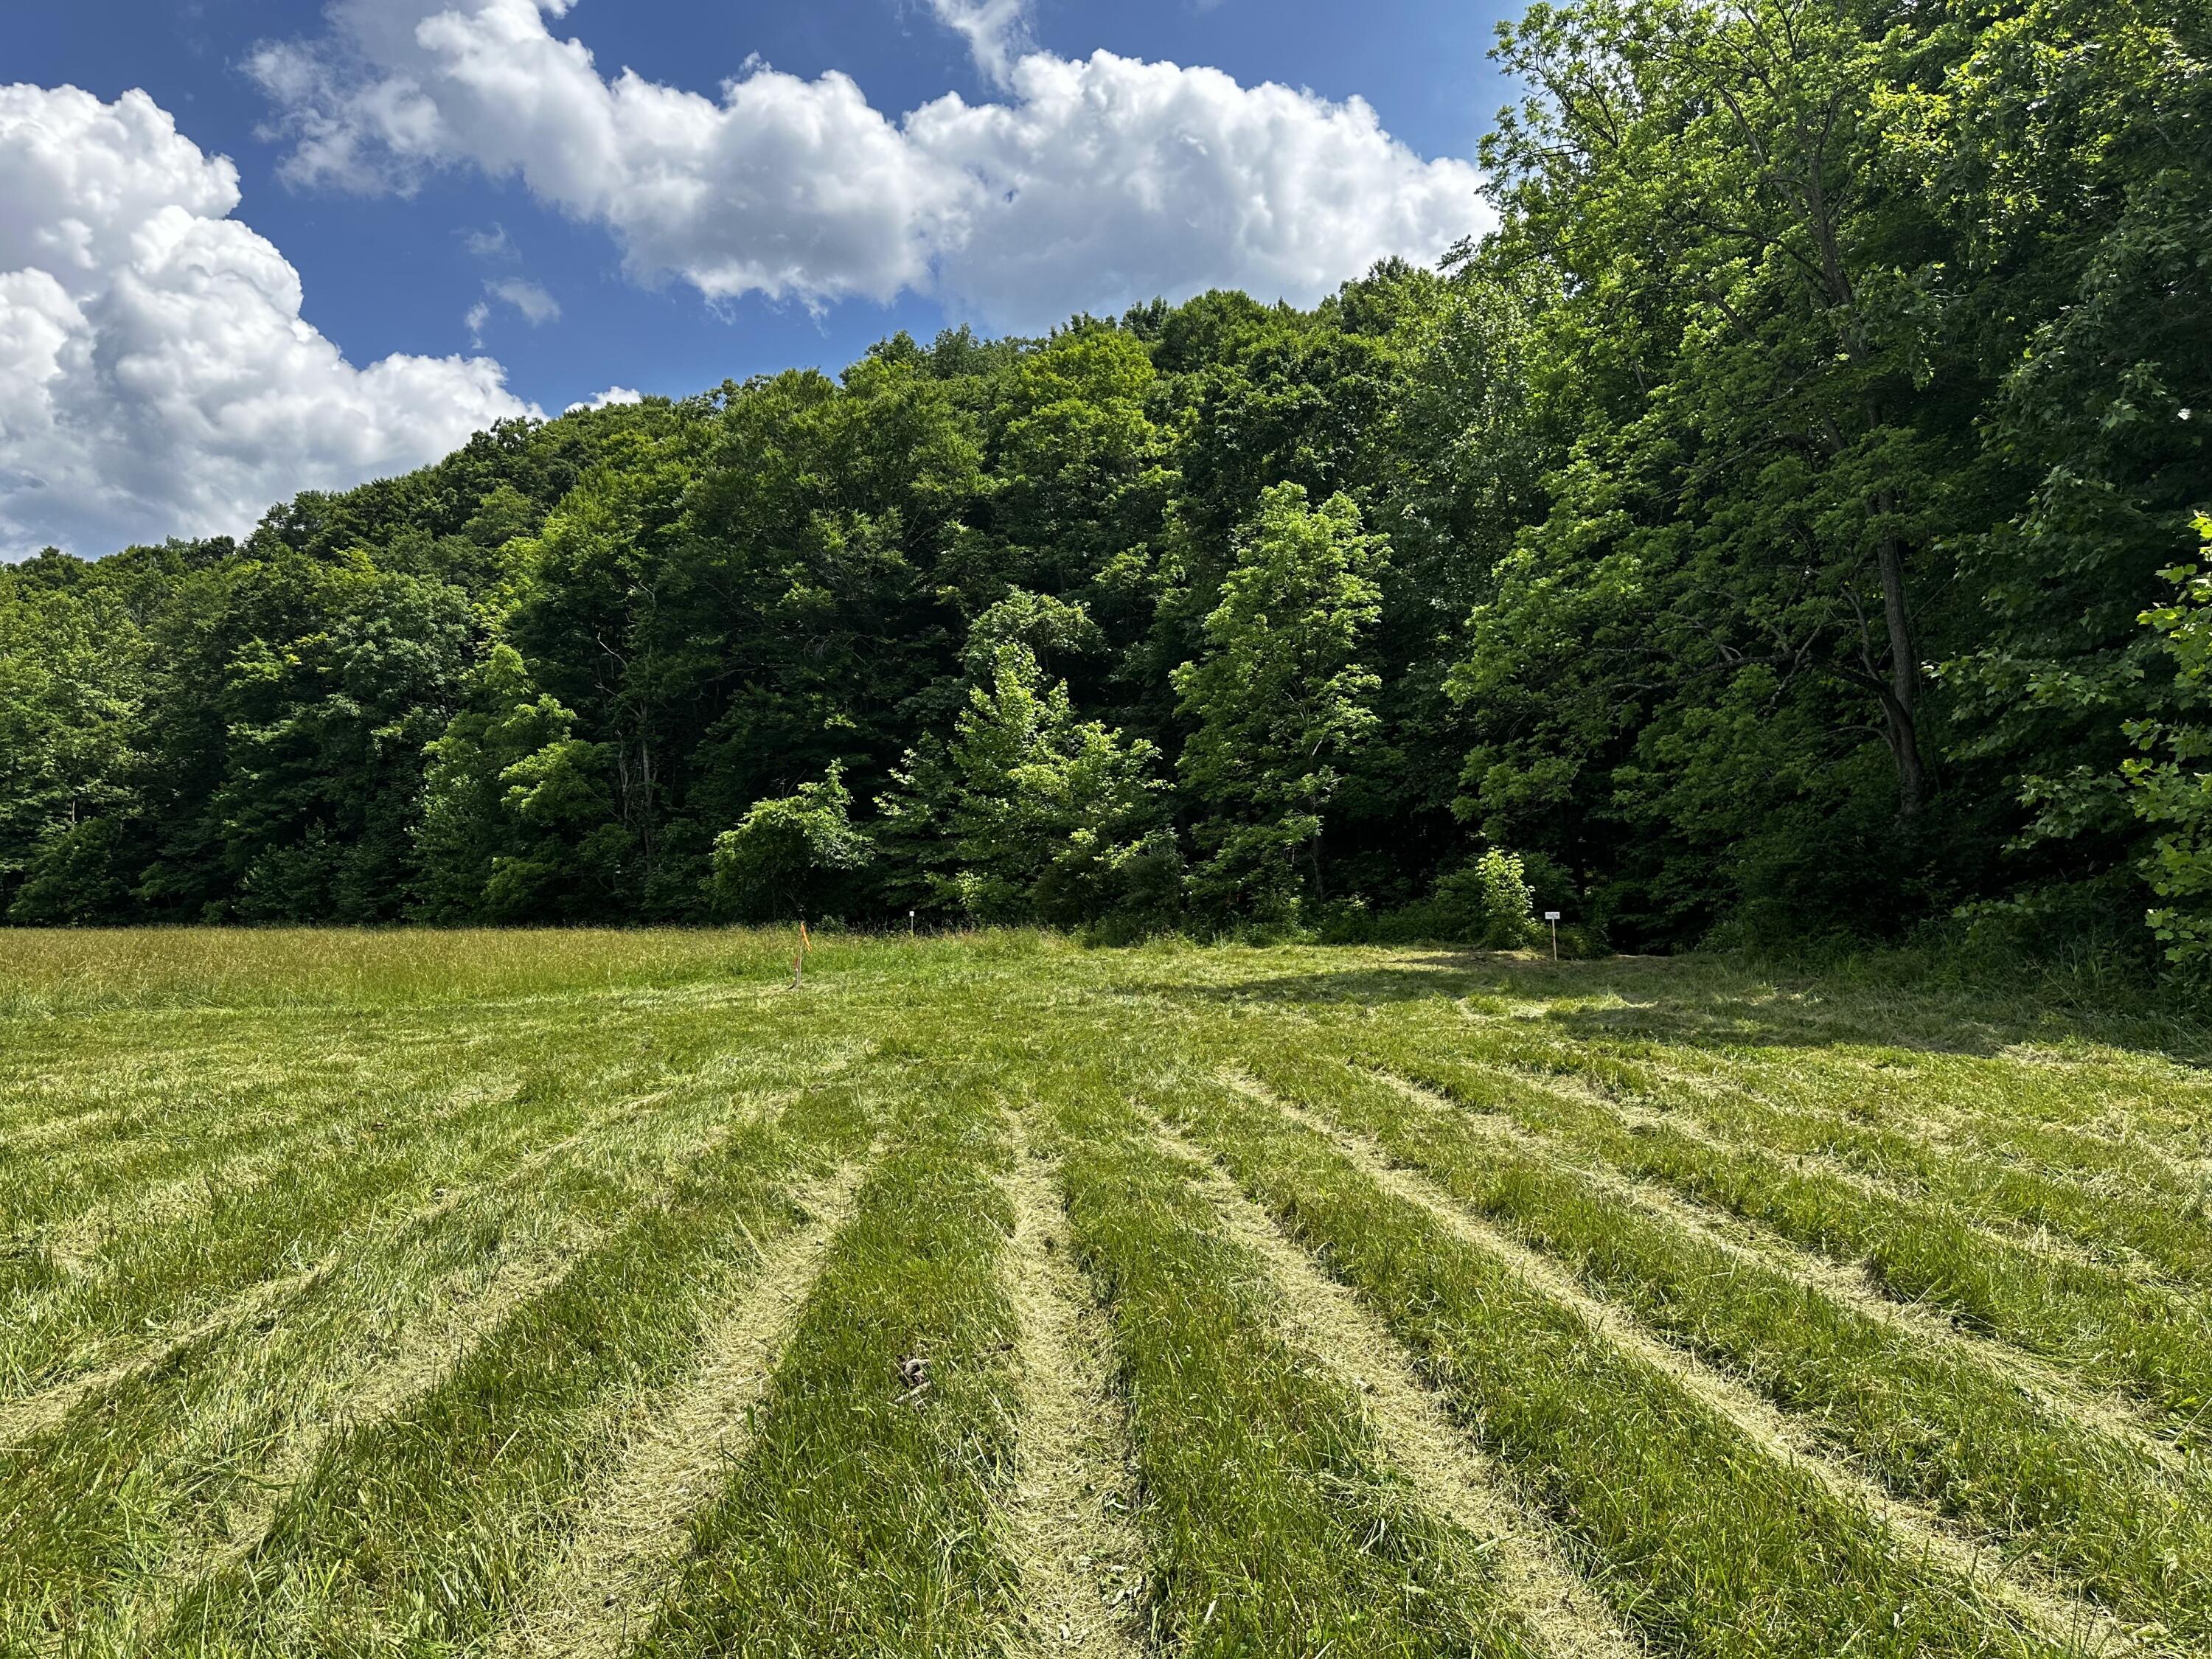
[1545,911,1562,961]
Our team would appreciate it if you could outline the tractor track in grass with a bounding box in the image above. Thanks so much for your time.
[486,1158,871,1659]
[1001,1120,1149,1659]
[1248,1087,2148,1659]
[1147,1115,1648,1659]
[1355,1067,2193,1474]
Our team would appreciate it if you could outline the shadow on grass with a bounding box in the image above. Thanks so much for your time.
[1132,950,2212,1068]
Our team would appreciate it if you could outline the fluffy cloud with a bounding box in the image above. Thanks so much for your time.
[251,0,1489,330]
[566,384,641,413]
[925,0,1033,87]
[0,83,532,559]
[912,55,1486,324]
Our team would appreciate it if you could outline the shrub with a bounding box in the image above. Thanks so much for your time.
[709,765,874,924]
[1433,849,1545,950]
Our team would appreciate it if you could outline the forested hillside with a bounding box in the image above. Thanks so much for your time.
[2,0,2206,964]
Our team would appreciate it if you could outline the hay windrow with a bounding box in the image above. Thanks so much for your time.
[9,935,2208,1658]
[998,1121,1150,1659]
[1357,1065,2191,1471]
[485,1161,869,1659]
[1249,1087,2149,1659]
[1151,1114,1648,1659]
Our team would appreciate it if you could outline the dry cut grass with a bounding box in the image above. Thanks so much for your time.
[1,931,2206,1658]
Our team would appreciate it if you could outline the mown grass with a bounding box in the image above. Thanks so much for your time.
[636,1056,1019,1659]
[1480,1032,2212,1287]
[3,931,2207,1658]
[1234,1048,2212,1642]
[1034,1051,1537,1659]
[1161,1071,2063,1659]
[158,1071,877,1658]
[4,1091,645,1651]
[1347,1032,2212,1436]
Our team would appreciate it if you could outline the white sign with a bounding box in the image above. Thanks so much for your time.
[1544,911,1562,922]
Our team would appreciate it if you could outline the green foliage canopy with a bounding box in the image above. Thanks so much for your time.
[2,0,2205,973]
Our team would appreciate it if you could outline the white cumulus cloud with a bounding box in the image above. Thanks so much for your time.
[251,0,1489,331]
[566,384,641,413]
[925,0,1033,87]
[0,83,532,560]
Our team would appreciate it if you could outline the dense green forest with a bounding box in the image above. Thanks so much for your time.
[2,0,2207,966]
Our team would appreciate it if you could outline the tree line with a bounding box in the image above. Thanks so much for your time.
[2,0,2206,967]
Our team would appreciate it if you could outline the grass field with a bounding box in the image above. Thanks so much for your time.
[3,931,2210,1659]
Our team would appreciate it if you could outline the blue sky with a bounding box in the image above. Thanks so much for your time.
[1,1,1518,556]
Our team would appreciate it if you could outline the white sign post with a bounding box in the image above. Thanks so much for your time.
[1544,911,1562,961]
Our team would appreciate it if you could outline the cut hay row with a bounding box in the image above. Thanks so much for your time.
[3,1017,866,1411]
[1289,1068,2211,1642]
[5,938,2210,1658]
[998,1123,1148,1659]
[0,1069,703,1446]
[1276,1052,2208,1506]
[630,1068,1020,1659]
[0,1060,849,1650]
[1152,1115,1644,1659]
[1037,1061,1538,1659]
[0,1061,784,1654]
[0,1065,603,1398]
[1230,1079,2177,1659]
[1389,1012,2212,1272]
[1533,1051,2212,1290]
[487,1158,870,1659]
[1359,1037,2212,1433]
[1629,1043,2212,1174]
[1334,1062,2171,1455]
[1161,1068,2071,1659]
[150,1075,880,1657]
